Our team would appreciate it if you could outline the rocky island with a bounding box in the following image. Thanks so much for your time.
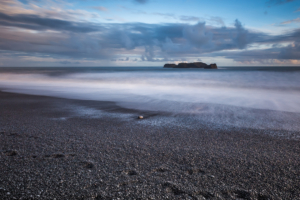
[164,62,217,69]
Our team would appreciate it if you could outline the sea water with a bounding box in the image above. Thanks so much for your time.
[0,66,300,132]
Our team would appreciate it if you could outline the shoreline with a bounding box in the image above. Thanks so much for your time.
[0,91,299,199]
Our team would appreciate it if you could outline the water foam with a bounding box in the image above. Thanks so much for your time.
[1,68,300,131]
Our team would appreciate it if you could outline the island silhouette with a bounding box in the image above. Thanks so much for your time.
[164,62,217,69]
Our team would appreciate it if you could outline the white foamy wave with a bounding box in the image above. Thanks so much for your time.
[1,69,300,132]
[1,71,300,112]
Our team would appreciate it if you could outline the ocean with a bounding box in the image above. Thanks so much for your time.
[1,66,300,132]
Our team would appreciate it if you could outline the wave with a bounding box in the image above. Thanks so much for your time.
[1,68,300,131]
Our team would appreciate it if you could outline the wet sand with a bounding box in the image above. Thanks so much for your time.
[0,91,299,200]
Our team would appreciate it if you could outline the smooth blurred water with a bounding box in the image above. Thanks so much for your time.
[1,66,300,131]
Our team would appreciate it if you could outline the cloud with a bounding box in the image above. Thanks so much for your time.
[182,22,213,49]
[121,32,135,50]
[209,16,225,26]
[234,19,250,49]
[180,16,200,22]
[152,12,176,19]
[92,6,108,12]
[0,3,299,65]
[0,12,100,32]
[119,5,147,14]
[266,0,298,6]
[281,17,300,24]
[18,0,30,4]
[59,61,81,65]
[0,0,103,24]
[214,43,300,64]
[133,0,148,4]
[211,28,300,63]
[0,18,272,61]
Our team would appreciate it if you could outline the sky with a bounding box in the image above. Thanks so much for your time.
[0,0,300,66]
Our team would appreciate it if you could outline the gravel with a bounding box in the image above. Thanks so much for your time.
[0,91,299,200]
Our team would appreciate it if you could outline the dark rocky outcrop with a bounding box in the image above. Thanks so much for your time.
[163,64,177,68]
[207,63,217,69]
[164,62,217,69]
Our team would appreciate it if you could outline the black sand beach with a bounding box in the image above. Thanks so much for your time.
[0,91,300,199]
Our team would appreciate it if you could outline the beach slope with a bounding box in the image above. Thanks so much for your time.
[0,91,299,199]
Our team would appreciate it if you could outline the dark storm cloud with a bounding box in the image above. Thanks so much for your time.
[0,12,100,33]
[211,30,300,63]
[257,28,300,44]
[0,10,299,63]
[211,42,300,63]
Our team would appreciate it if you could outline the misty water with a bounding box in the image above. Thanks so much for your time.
[1,67,300,133]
